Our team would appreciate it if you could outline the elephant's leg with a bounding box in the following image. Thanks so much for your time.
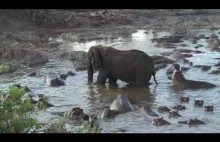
[96,69,109,85]
[135,73,151,86]
[108,76,118,85]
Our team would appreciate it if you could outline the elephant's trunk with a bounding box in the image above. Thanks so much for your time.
[152,73,158,85]
[87,63,94,83]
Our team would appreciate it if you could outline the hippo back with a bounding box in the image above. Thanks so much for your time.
[110,95,134,113]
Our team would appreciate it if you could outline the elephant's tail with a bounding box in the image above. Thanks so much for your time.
[152,73,158,85]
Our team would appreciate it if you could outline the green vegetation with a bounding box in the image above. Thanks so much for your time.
[75,120,101,133]
[0,86,40,133]
[0,86,102,133]
[0,64,9,74]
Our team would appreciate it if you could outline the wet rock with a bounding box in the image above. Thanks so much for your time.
[198,34,206,39]
[189,37,199,44]
[194,44,204,49]
[193,65,211,71]
[170,105,186,111]
[73,60,88,71]
[154,58,175,64]
[152,117,170,126]
[60,51,88,61]
[204,105,214,112]
[151,35,184,44]
[158,106,170,113]
[209,69,220,75]
[183,54,193,58]
[28,72,37,77]
[194,50,204,54]
[201,65,211,71]
[60,51,88,71]
[160,51,174,56]
[180,96,190,103]
[63,107,89,121]
[168,110,181,118]
[194,99,204,107]
[0,48,48,65]
[167,52,185,62]
[172,48,194,53]
[3,64,20,73]
[150,55,166,62]
[155,63,168,71]
[214,61,220,67]
[155,43,177,49]
[179,44,188,47]
[209,34,218,39]
[181,67,190,72]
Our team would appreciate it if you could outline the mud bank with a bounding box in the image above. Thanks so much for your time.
[1,9,220,70]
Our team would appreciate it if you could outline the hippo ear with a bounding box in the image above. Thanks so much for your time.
[194,99,196,102]
[212,105,214,107]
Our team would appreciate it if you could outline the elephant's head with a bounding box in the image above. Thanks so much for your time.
[87,46,102,83]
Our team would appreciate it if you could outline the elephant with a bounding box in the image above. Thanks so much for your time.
[110,94,134,113]
[171,64,217,89]
[87,45,158,86]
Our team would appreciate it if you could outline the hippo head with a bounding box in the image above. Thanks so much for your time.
[173,64,181,71]
[118,94,134,112]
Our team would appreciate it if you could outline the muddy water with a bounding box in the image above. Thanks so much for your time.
[0,29,220,133]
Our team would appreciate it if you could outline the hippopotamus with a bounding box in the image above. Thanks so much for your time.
[168,110,181,118]
[152,117,171,126]
[60,71,76,80]
[204,105,214,112]
[158,106,171,113]
[110,94,134,113]
[45,72,65,87]
[171,64,217,89]
[171,105,186,111]
[101,109,120,119]
[180,96,190,103]
[139,104,159,117]
[178,118,205,126]
[194,99,204,107]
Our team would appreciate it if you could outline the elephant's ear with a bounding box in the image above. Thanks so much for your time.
[92,47,102,70]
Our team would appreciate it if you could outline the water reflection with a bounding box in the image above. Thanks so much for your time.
[86,83,156,111]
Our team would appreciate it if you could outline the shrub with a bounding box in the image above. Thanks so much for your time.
[0,86,40,133]
[0,64,9,74]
